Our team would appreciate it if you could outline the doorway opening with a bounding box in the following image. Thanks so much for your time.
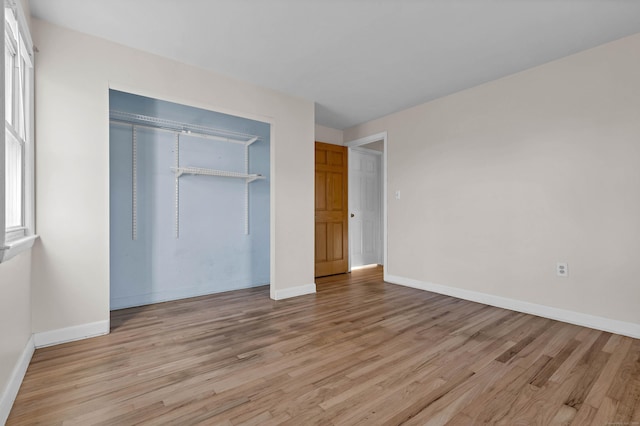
[346,132,387,274]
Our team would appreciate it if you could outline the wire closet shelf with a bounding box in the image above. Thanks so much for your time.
[110,110,266,238]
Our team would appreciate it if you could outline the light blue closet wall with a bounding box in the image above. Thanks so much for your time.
[109,90,270,309]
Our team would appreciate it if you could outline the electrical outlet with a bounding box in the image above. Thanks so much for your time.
[395,190,401,200]
[556,262,568,277]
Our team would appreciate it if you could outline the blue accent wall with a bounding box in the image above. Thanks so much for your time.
[109,90,270,309]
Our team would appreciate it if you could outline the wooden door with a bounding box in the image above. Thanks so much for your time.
[315,142,349,277]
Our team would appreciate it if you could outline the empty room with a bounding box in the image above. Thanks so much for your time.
[1,0,639,424]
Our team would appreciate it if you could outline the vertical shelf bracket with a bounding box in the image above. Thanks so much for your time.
[244,144,250,235]
[132,126,138,240]
[243,137,258,235]
[175,133,180,239]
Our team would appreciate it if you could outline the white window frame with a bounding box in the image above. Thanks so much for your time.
[1,0,36,263]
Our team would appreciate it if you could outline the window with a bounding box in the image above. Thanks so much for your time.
[1,0,34,262]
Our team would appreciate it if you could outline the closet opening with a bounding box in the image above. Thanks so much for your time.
[109,90,270,310]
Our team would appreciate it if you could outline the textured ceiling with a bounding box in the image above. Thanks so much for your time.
[29,0,640,129]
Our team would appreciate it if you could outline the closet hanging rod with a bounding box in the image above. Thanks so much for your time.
[110,110,260,141]
[110,119,254,146]
[109,110,262,145]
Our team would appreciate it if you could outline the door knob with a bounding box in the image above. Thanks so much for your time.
[350,213,355,218]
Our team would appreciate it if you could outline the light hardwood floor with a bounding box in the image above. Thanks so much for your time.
[8,266,640,425]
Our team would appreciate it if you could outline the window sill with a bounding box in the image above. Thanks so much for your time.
[1,234,38,263]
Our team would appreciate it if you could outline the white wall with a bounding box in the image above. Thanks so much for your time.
[0,251,31,419]
[0,1,33,421]
[31,19,315,336]
[360,140,384,152]
[345,33,640,333]
[315,123,344,145]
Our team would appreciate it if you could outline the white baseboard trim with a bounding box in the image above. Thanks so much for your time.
[0,336,35,425]
[33,320,110,348]
[385,274,640,339]
[272,283,316,300]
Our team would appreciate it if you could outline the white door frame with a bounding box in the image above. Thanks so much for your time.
[344,131,387,278]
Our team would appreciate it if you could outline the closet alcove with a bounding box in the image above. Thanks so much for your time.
[109,90,270,309]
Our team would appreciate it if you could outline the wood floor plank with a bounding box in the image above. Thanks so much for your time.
[402,360,511,426]
[7,266,640,425]
[471,355,552,422]
[590,396,619,425]
[530,338,581,388]
[606,339,640,402]
[569,403,597,426]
